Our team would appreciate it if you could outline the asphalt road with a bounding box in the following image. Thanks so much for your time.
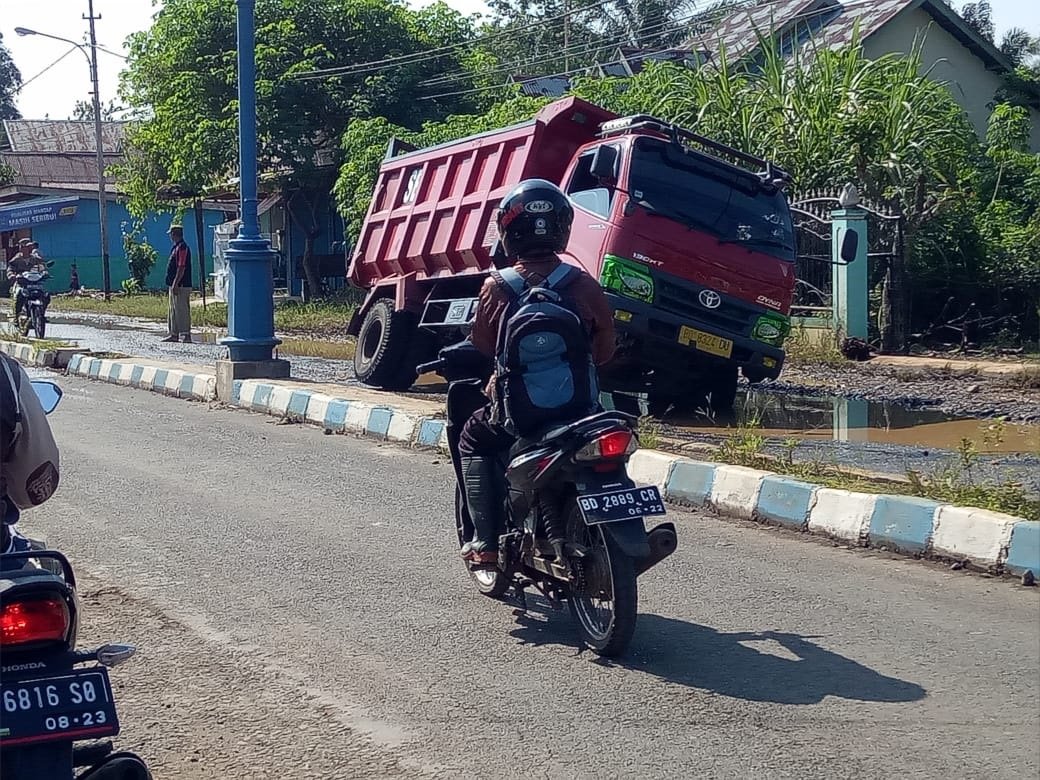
[17,375,1040,779]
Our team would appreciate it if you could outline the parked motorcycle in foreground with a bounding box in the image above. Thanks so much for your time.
[15,268,52,339]
[1,380,151,780]
[420,342,678,657]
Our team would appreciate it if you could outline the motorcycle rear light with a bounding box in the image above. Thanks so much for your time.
[575,430,637,461]
[0,597,70,647]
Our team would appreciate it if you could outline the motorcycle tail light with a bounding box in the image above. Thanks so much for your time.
[0,597,70,647]
[575,430,637,461]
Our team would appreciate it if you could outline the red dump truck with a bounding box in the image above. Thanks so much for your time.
[347,96,800,411]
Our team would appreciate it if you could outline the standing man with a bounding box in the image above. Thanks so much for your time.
[163,223,193,343]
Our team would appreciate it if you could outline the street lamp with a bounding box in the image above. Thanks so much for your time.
[16,11,112,300]
[215,0,287,394]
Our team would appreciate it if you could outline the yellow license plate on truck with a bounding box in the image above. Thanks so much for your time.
[678,326,733,358]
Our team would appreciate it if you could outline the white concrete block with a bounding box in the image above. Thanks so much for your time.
[98,359,115,381]
[117,363,135,384]
[192,374,215,400]
[808,488,876,544]
[164,370,185,392]
[628,450,679,491]
[932,505,1018,567]
[304,394,332,426]
[344,402,373,433]
[139,366,158,389]
[386,412,419,443]
[710,464,772,520]
[237,380,261,408]
[267,385,294,415]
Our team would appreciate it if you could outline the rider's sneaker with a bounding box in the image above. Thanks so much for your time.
[461,543,498,565]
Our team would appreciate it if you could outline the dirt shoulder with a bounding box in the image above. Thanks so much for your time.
[75,573,425,780]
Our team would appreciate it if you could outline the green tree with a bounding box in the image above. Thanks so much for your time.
[71,99,122,121]
[116,0,482,297]
[0,32,22,120]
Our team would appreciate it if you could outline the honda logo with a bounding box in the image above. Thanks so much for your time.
[698,289,721,309]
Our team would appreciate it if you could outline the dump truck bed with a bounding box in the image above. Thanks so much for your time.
[348,97,616,290]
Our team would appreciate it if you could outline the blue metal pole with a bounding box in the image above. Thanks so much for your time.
[220,0,280,362]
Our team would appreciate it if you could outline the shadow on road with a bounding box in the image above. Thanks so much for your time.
[510,608,926,705]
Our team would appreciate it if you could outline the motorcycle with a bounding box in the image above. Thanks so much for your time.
[15,268,52,339]
[419,341,678,657]
[1,380,151,780]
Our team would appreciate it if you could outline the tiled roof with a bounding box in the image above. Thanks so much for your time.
[685,0,1017,73]
[0,152,120,188]
[1,120,127,154]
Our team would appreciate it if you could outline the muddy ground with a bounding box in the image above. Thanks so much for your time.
[767,360,1040,423]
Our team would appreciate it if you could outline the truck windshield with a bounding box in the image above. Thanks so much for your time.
[628,138,795,260]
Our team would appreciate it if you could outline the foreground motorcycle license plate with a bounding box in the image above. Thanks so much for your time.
[577,486,667,524]
[0,667,119,747]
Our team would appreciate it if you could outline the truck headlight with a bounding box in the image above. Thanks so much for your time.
[601,254,654,303]
[752,313,790,346]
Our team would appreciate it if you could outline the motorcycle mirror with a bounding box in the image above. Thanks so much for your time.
[97,643,137,668]
[30,380,63,414]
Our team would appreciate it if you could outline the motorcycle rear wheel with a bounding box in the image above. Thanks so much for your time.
[566,504,638,657]
[454,485,510,598]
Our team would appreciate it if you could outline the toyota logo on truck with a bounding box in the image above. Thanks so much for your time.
[698,289,721,309]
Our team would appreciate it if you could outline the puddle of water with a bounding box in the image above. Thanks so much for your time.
[604,390,1040,454]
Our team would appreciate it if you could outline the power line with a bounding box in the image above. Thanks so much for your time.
[15,46,81,93]
[418,0,892,100]
[292,0,626,80]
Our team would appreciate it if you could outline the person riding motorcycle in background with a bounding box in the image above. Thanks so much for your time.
[7,237,38,322]
[1,352,61,557]
[458,179,616,565]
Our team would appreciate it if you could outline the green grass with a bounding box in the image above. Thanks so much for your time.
[48,294,355,334]
[783,324,847,367]
[277,337,355,360]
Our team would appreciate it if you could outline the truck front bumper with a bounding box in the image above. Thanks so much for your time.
[602,292,785,387]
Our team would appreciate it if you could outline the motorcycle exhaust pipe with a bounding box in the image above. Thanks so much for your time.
[634,522,678,577]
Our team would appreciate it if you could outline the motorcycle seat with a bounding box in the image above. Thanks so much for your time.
[515,410,633,451]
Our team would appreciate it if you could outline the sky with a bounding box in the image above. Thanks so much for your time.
[2,0,1038,121]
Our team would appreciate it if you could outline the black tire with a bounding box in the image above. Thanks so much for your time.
[353,298,418,390]
[455,484,510,599]
[566,504,638,657]
[706,365,738,413]
[32,307,46,339]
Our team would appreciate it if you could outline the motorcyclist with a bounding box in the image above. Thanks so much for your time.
[458,179,616,565]
[1,352,61,557]
[7,238,37,322]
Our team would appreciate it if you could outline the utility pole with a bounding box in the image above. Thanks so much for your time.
[564,0,571,71]
[84,0,111,300]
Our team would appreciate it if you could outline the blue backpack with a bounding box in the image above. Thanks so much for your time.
[490,264,599,437]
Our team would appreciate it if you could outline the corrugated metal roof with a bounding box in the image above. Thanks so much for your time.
[2,120,127,153]
[685,0,1018,73]
[0,152,120,187]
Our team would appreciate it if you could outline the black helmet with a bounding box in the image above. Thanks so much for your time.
[495,179,573,260]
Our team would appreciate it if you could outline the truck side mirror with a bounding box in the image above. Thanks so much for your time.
[590,146,618,180]
[839,230,859,264]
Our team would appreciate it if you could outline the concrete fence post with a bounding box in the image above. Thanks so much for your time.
[830,205,869,340]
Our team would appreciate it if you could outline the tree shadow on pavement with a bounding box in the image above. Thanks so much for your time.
[509,609,926,705]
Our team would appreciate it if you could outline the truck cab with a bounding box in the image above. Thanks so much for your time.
[561,116,796,409]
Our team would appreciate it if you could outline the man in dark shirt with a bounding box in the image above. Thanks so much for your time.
[7,239,37,320]
[163,224,193,343]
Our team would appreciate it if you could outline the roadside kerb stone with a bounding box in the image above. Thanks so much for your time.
[1,339,80,370]
[931,506,1018,570]
[60,352,1036,577]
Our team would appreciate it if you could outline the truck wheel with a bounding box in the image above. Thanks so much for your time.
[707,366,738,413]
[354,299,418,390]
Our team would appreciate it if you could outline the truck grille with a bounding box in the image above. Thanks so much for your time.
[655,278,757,336]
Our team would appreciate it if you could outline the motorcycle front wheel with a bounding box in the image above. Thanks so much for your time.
[566,503,638,657]
[31,307,46,339]
[454,484,510,598]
